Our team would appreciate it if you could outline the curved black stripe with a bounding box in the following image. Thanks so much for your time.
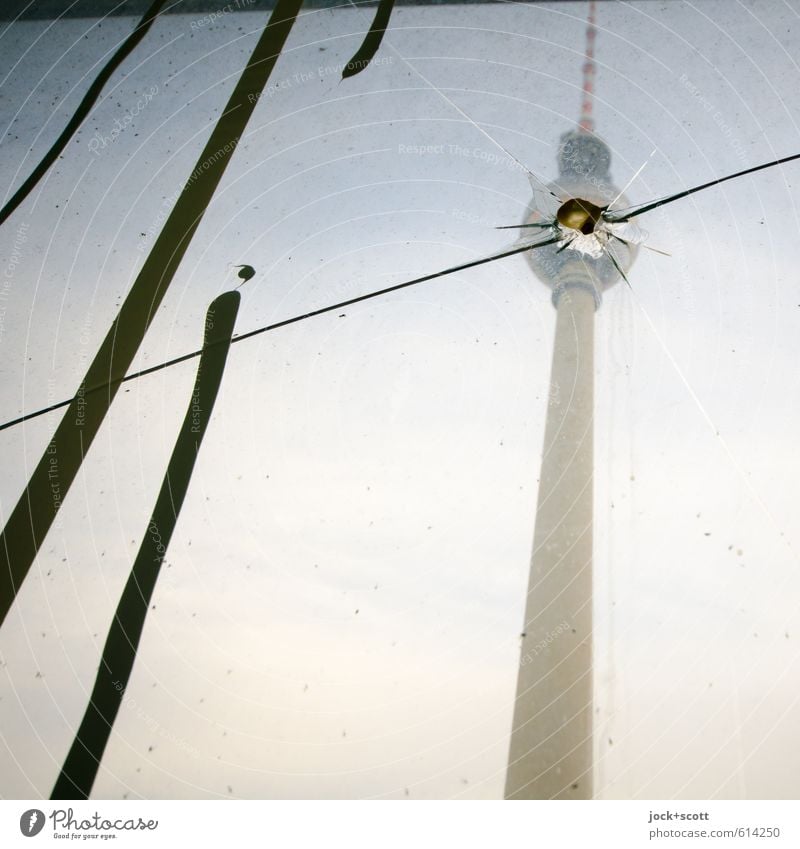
[604,152,800,223]
[342,0,395,79]
[0,235,560,434]
[50,292,240,801]
[0,0,170,228]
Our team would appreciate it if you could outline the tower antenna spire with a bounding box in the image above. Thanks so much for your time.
[578,0,598,133]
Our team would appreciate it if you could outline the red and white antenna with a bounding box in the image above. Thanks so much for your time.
[578,0,597,133]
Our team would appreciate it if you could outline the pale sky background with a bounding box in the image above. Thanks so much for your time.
[1,0,800,799]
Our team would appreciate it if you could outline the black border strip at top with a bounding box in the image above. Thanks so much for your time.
[2,0,542,21]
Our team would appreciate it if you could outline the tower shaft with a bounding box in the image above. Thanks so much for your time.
[505,285,595,800]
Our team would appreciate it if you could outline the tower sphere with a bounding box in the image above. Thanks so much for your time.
[526,130,637,308]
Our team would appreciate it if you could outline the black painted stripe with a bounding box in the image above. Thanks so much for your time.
[0,0,170,228]
[50,291,240,801]
[342,0,395,79]
[0,0,304,628]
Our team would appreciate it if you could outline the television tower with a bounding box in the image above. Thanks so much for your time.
[505,1,637,799]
